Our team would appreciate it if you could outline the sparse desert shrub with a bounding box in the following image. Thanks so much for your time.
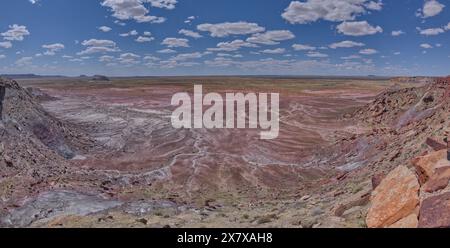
[154,210,164,217]
[347,182,364,194]
[255,214,278,224]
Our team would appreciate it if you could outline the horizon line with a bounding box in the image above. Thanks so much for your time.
[2,73,447,79]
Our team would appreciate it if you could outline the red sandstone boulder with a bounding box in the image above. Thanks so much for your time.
[423,166,450,193]
[419,192,450,228]
[389,213,418,228]
[413,150,449,185]
[366,166,420,228]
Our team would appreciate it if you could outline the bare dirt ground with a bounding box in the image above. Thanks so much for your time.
[2,76,431,227]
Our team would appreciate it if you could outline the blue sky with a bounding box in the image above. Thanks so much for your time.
[0,0,449,76]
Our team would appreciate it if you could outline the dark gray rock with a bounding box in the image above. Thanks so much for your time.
[1,190,122,227]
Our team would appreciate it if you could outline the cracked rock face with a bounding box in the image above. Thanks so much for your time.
[366,165,420,228]
[419,192,450,228]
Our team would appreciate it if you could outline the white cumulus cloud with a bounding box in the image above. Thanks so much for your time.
[281,0,383,24]
[118,52,141,65]
[99,55,115,62]
[306,51,328,58]
[42,43,65,56]
[420,43,433,49]
[120,30,139,37]
[1,24,30,41]
[391,30,405,36]
[197,22,265,37]
[261,48,286,54]
[101,0,177,23]
[15,56,33,66]
[179,29,203,39]
[157,49,176,53]
[419,0,445,18]
[336,21,383,36]
[329,40,365,49]
[365,1,383,11]
[246,30,295,45]
[0,41,12,49]
[78,39,119,55]
[99,26,112,32]
[292,44,316,51]
[359,48,378,55]
[418,27,445,36]
[170,52,204,61]
[135,36,154,42]
[161,38,189,47]
[207,40,258,52]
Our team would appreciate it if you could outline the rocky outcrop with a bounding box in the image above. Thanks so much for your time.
[419,192,450,228]
[0,78,93,217]
[366,165,420,228]
[423,166,450,193]
[413,150,450,192]
[354,76,449,130]
[0,78,86,159]
[366,149,450,228]
[413,150,449,185]
[390,77,435,84]
[356,77,450,228]
[0,83,5,119]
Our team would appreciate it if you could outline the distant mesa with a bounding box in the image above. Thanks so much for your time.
[0,74,65,79]
[91,75,110,81]
[0,74,111,81]
[0,74,40,79]
[78,74,110,81]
